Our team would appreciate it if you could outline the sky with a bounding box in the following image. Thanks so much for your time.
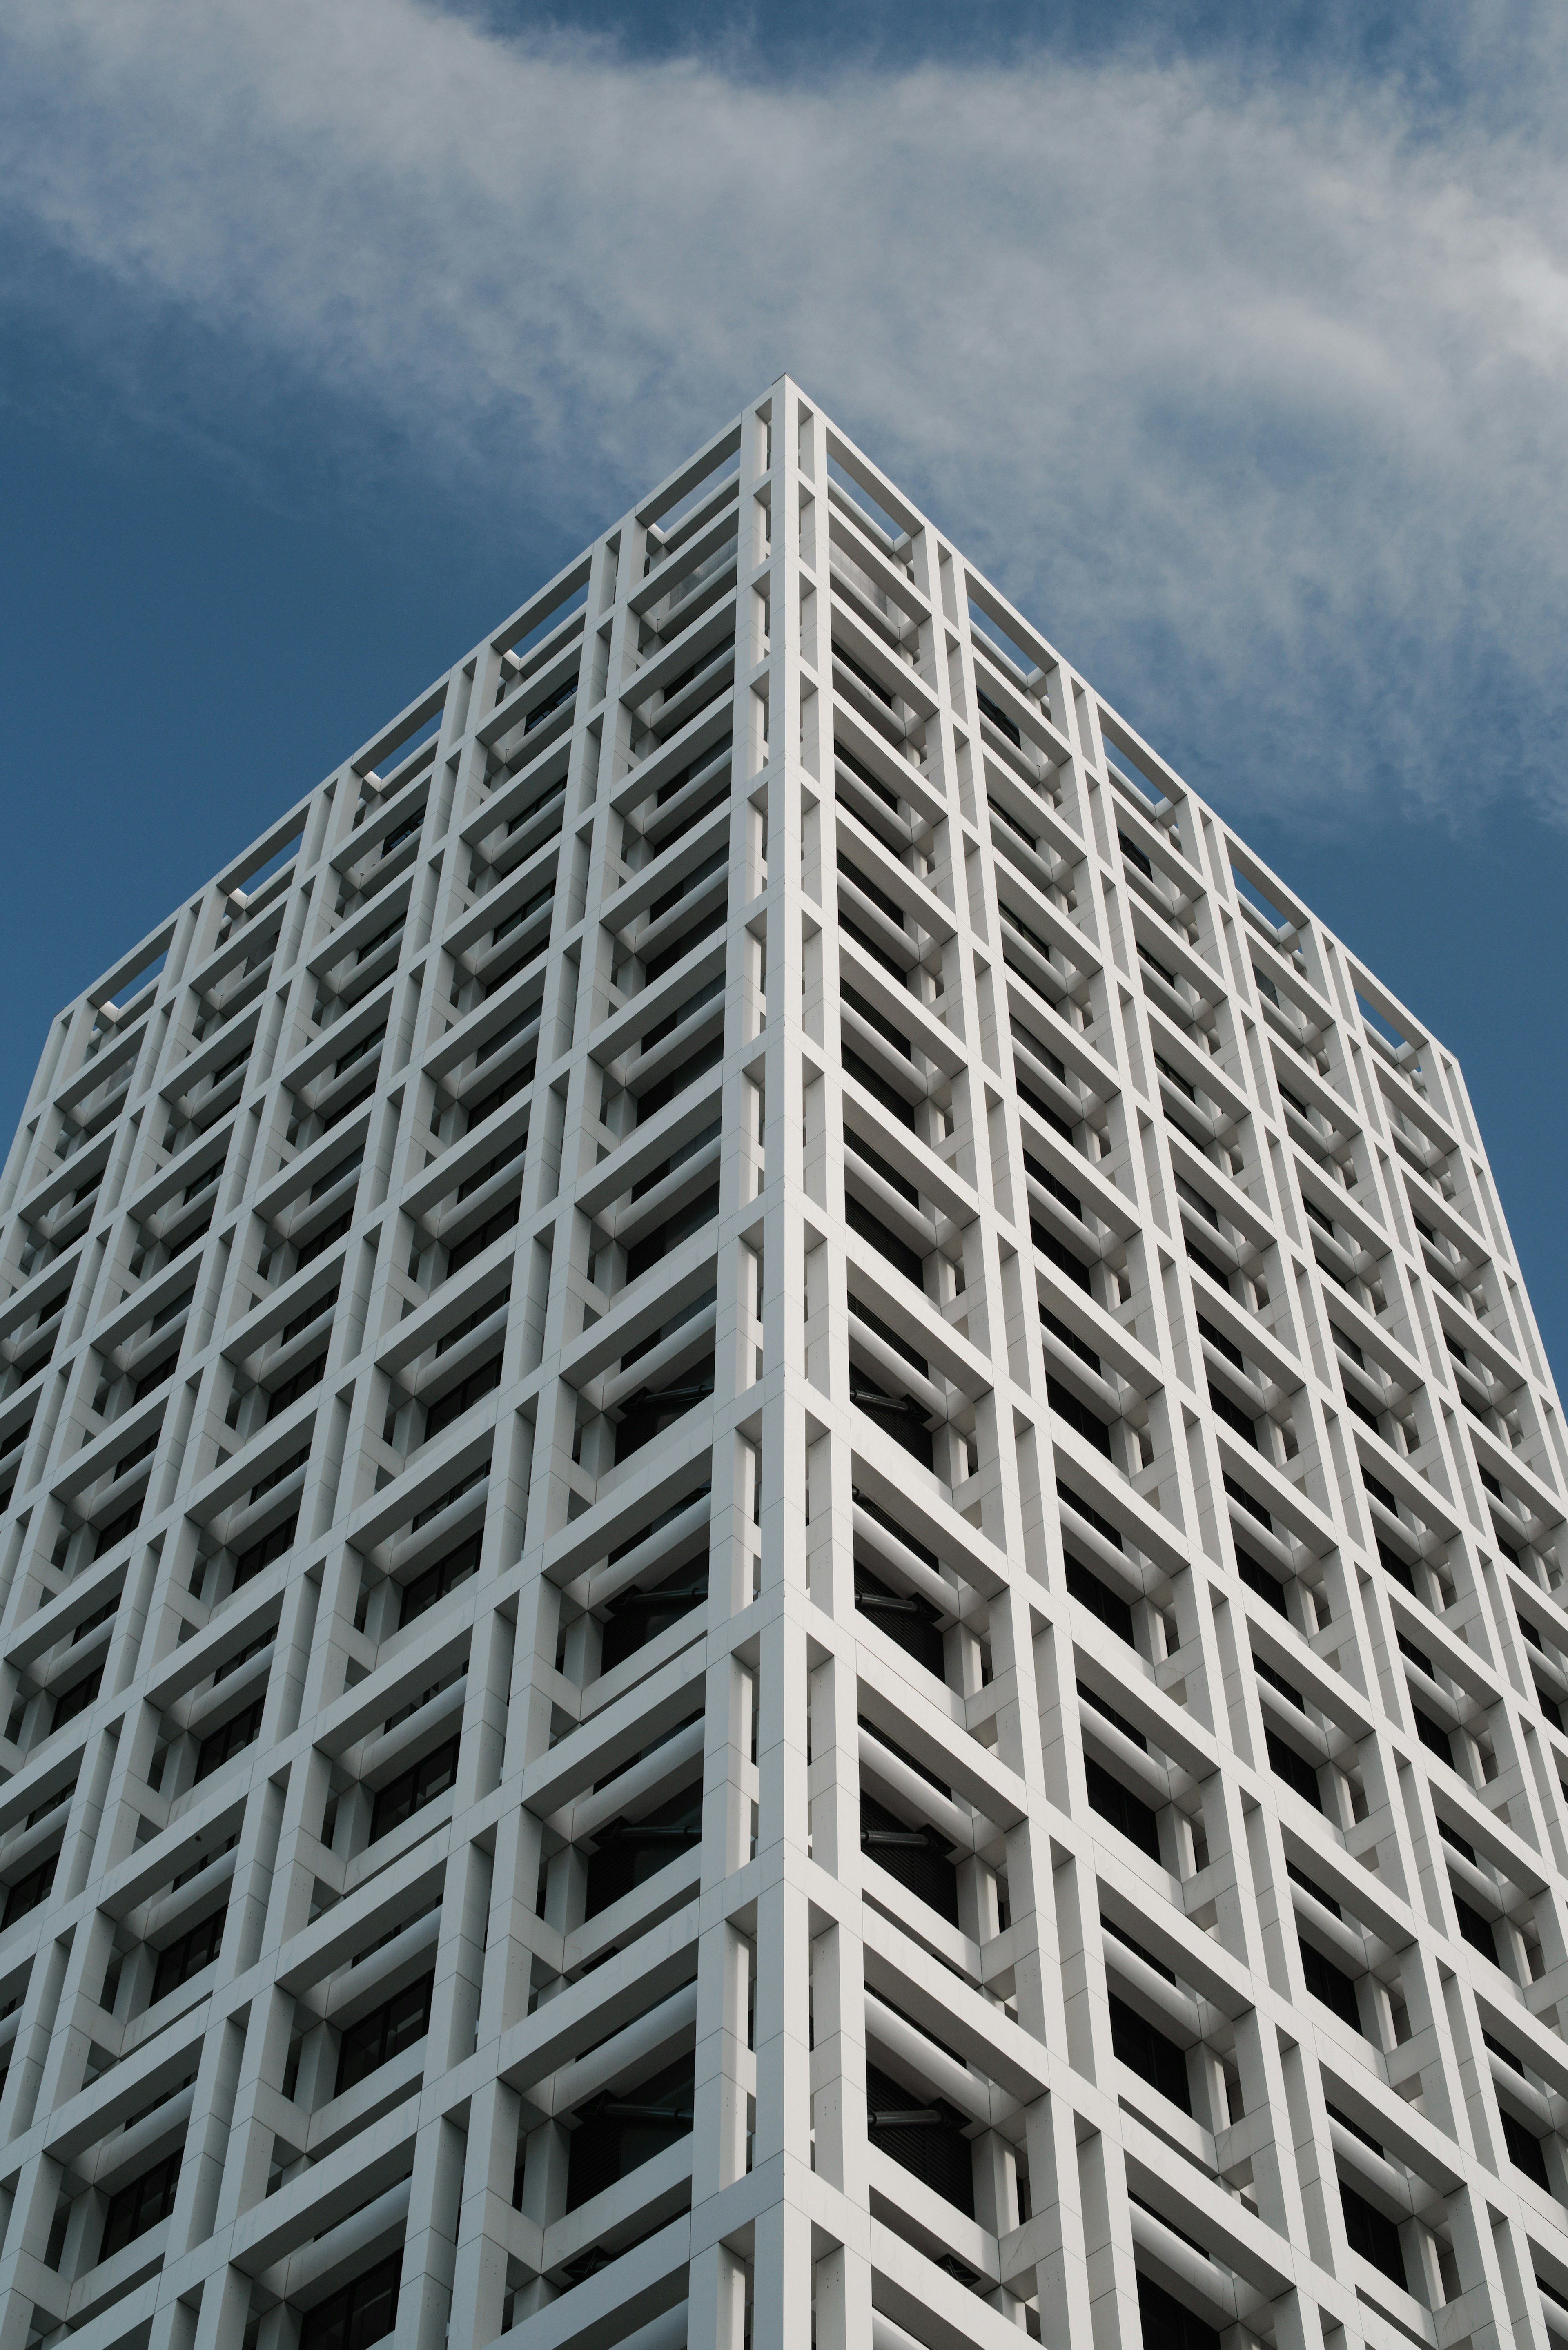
[0,0,1564,1375]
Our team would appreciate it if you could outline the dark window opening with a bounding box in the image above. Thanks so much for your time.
[1298,1937,1361,2033]
[151,1906,228,2003]
[1412,1705,1453,1766]
[976,688,1021,747]
[194,1697,264,1782]
[845,1193,925,1289]
[1186,1239,1233,1293]
[624,1183,720,1284]
[524,676,578,735]
[860,1791,958,1924]
[1265,1729,1321,1810]
[424,1354,503,1441]
[1287,1861,1340,1916]
[1109,1993,1190,2113]
[641,972,725,1056]
[633,1036,724,1127]
[849,1377,934,1472]
[1236,1547,1286,1614]
[235,1512,298,1589]
[464,1060,535,1135]
[93,1503,142,1560]
[1223,1474,1271,1532]
[1032,1219,1091,1294]
[1084,1757,1161,1862]
[585,1784,702,1918]
[1065,1555,1133,1644]
[612,1351,715,1464]
[266,1353,327,1421]
[837,854,906,932]
[335,1973,434,2097]
[100,2150,181,2259]
[1339,2178,1405,2288]
[841,983,911,1061]
[864,2059,972,2214]
[599,1563,708,1676]
[1255,1657,1305,1710]
[1136,2272,1221,2350]
[1208,1381,1258,1448]
[1058,1480,1123,1551]
[836,647,894,707]
[2,1855,57,1930]
[845,1128,920,1209]
[854,1563,944,1679]
[298,2254,402,2350]
[369,1736,461,1844]
[447,1195,521,1278]
[841,912,906,984]
[1502,2111,1551,2191]
[1196,1314,1243,1371]
[52,1665,102,1730]
[297,1210,354,1271]
[1453,1893,1497,1964]
[643,901,726,985]
[1047,1374,1111,1457]
[566,2053,695,2212]
[1104,1916,1175,1982]
[842,1046,914,1128]
[1041,1305,1100,1375]
[1376,1540,1415,1592]
[399,1533,481,1629]
[1080,1681,1147,1750]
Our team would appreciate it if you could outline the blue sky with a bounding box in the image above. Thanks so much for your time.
[1,0,1565,1376]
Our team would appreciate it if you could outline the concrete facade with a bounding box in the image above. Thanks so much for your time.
[0,377,1565,2350]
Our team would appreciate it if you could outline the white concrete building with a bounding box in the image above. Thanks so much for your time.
[0,377,1564,2350]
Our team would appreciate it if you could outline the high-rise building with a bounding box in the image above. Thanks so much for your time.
[0,376,1563,2350]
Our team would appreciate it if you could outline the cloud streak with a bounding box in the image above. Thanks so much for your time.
[3,0,1567,825]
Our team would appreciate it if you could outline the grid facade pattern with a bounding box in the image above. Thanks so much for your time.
[0,376,1564,2350]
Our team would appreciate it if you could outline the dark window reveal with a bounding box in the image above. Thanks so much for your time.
[100,2151,182,2259]
[1502,2111,1552,2191]
[585,1783,703,1918]
[864,2059,973,2214]
[151,1906,228,2003]
[425,1355,503,1440]
[2,1855,57,1930]
[1339,2178,1405,2288]
[234,1512,298,1589]
[1108,1993,1190,2113]
[336,1972,434,2096]
[1065,1555,1134,1644]
[599,1563,708,1677]
[1084,1758,1161,1862]
[369,1737,460,1843]
[854,1562,945,1680]
[1265,1730,1321,1810]
[298,2255,402,2350]
[1137,2273,1221,2350]
[860,1792,958,1924]
[566,2053,695,2212]
[399,1534,481,1628]
[194,1697,265,1782]
[52,1665,103,1730]
[1298,1936,1362,2033]
[612,1352,715,1465]
[1453,1894,1498,1964]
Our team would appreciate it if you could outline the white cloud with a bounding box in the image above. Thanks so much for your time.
[4,0,1568,823]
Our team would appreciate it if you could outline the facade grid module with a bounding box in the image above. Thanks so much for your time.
[0,376,1563,2350]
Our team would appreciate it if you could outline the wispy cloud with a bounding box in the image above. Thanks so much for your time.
[3,0,1567,824]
